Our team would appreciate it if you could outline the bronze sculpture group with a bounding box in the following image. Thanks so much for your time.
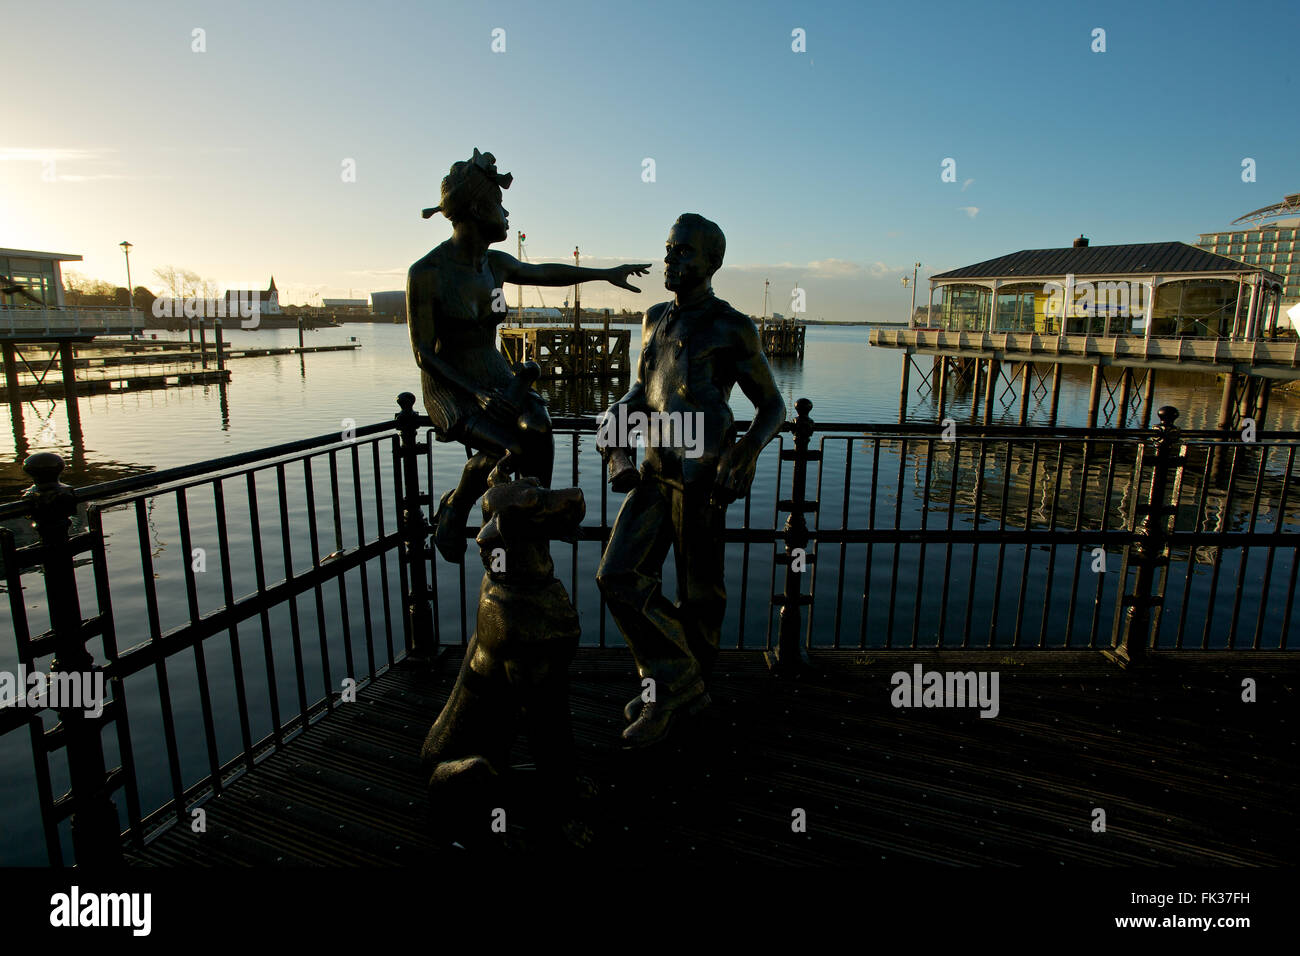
[414,150,785,845]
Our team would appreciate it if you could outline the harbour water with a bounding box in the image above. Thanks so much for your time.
[5,322,1300,501]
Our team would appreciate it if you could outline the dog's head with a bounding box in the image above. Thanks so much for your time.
[475,477,586,560]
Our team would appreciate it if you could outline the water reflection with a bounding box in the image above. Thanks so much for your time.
[538,373,629,418]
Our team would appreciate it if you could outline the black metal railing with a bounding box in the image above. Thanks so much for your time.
[1,397,1297,865]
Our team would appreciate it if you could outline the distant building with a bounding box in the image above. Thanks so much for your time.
[370,290,406,317]
[224,276,280,315]
[0,247,82,307]
[928,237,1285,340]
[322,298,368,310]
[1196,193,1300,305]
[515,307,563,323]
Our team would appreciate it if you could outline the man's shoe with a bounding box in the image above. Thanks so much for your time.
[432,491,467,563]
[620,687,711,750]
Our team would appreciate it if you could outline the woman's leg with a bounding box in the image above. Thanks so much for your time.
[432,449,498,563]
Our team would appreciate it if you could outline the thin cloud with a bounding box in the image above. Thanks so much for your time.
[729,259,861,278]
[0,147,116,163]
[960,206,980,218]
[346,267,409,277]
[54,173,161,182]
[961,178,975,192]
[803,258,861,278]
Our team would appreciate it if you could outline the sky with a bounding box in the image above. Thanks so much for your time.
[2,0,1297,322]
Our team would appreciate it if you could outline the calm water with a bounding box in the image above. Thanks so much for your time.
[2,323,1297,863]
[5,322,1300,498]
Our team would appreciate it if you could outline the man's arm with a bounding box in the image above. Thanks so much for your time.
[606,310,655,419]
[597,307,661,489]
[714,318,787,504]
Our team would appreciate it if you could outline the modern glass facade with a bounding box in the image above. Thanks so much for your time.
[0,254,58,308]
[1197,220,1300,303]
[938,277,1256,337]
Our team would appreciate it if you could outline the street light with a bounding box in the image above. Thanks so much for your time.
[911,262,921,325]
[120,241,135,336]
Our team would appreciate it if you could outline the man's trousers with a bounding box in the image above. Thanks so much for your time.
[596,474,727,698]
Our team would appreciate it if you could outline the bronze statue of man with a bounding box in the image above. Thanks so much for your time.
[408,148,649,561]
[596,213,786,748]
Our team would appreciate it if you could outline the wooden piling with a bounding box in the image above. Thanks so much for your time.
[3,342,20,424]
[982,358,998,426]
[1018,362,1032,426]
[936,355,948,421]
[1216,371,1238,431]
[1118,367,1133,429]
[1048,362,1062,426]
[897,354,911,424]
[58,341,82,438]
[1141,369,1156,429]
[1256,378,1272,431]
[1086,364,1103,429]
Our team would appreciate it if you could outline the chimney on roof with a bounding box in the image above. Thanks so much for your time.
[1073,235,1089,248]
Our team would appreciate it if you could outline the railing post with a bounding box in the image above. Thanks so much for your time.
[1110,406,1181,668]
[395,393,435,659]
[22,452,121,865]
[767,398,815,674]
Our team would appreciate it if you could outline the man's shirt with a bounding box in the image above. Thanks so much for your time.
[627,293,768,488]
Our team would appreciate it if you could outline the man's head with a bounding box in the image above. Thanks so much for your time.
[423,148,512,242]
[664,213,725,294]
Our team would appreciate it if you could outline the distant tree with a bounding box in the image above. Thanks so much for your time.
[153,265,204,301]
[132,286,157,314]
[63,270,119,304]
[63,269,86,304]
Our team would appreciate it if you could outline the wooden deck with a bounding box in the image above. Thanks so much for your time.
[124,649,1298,866]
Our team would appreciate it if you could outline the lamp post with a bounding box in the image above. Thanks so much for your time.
[903,262,921,326]
[119,241,134,336]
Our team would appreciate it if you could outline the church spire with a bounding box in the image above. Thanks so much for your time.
[267,275,277,293]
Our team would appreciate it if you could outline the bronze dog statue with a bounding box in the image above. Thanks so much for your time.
[419,475,588,848]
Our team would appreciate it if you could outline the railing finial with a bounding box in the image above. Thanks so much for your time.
[23,451,65,486]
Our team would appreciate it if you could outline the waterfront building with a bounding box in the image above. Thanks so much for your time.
[370,290,406,317]
[1196,192,1300,309]
[873,237,1295,430]
[321,298,368,311]
[223,276,281,316]
[925,236,1285,341]
[0,247,82,308]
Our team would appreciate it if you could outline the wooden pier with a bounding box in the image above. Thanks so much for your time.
[498,326,630,378]
[759,319,807,357]
[874,327,1300,428]
[123,648,1296,866]
[0,341,358,401]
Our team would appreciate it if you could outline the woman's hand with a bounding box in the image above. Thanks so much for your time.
[606,264,652,293]
[476,388,526,432]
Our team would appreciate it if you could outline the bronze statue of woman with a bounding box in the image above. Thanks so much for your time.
[408,149,649,561]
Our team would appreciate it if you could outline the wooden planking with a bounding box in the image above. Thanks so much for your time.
[126,649,1298,866]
